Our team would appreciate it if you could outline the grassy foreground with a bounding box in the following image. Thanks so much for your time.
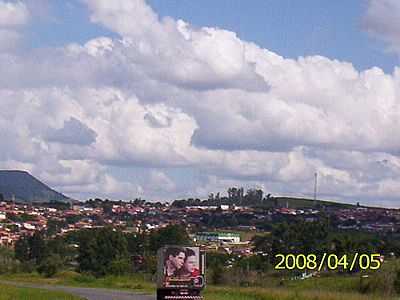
[203,286,386,300]
[0,272,395,300]
[0,283,83,300]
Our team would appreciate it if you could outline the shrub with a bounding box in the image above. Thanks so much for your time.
[109,256,132,276]
[37,254,63,278]
[393,269,400,294]
[0,246,20,274]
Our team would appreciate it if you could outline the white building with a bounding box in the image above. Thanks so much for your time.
[195,232,241,244]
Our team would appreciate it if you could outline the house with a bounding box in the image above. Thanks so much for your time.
[195,232,241,244]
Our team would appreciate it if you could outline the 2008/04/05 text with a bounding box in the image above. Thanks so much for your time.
[274,253,382,271]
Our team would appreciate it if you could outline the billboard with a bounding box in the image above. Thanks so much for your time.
[157,246,206,289]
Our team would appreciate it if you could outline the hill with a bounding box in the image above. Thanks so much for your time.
[262,196,356,209]
[0,170,70,203]
[172,195,357,210]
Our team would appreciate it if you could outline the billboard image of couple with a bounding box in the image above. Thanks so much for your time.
[159,246,205,289]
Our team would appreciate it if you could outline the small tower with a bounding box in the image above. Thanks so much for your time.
[313,172,318,205]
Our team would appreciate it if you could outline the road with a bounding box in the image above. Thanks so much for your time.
[0,281,155,300]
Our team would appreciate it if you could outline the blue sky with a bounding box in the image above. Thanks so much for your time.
[2,0,400,206]
[29,0,398,72]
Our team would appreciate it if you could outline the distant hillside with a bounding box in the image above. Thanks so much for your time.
[0,170,70,203]
[173,195,357,209]
[263,196,356,209]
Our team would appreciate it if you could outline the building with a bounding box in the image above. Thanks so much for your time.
[195,232,241,244]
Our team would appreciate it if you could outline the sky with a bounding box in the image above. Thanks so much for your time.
[1,0,400,206]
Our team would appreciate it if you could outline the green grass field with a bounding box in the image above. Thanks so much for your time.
[1,271,397,300]
[0,283,83,300]
[1,271,155,293]
[203,286,387,300]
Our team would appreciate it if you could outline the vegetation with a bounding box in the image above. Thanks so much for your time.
[0,283,83,300]
[203,286,389,300]
[0,246,20,274]
[0,272,396,300]
[172,186,356,209]
[252,220,400,264]
[12,224,191,278]
[4,222,400,299]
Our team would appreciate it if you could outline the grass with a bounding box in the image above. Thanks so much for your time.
[268,197,355,209]
[0,283,83,300]
[284,275,360,292]
[1,271,397,300]
[203,286,388,300]
[1,271,155,293]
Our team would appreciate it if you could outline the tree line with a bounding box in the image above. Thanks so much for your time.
[13,224,190,277]
[172,187,272,208]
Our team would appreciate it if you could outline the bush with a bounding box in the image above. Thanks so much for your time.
[360,269,396,295]
[209,265,225,285]
[72,273,96,284]
[21,260,36,273]
[0,247,20,274]
[393,269,400,294]
[143,255,157,274]
[109,256,131,276]
[37,254,63,278]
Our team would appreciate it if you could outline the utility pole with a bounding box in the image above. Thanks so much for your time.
[313,172,318,202]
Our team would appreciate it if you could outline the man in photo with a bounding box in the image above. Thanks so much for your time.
[164,247,186,277]
[175,248,200,278]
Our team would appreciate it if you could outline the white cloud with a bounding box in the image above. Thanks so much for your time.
[0,1,29,27]
[45,117,97,146]
[0,0,399,205]
[0,1,29,50]
[84,0,161,38]
[363,0,400,55]
[0,29,21,50]
[147,170,176,193]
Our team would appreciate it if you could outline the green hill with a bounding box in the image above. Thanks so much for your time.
[0,170,70,203]
[266,196,356,209]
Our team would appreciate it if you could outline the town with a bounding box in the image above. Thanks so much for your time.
[1,192,399,255]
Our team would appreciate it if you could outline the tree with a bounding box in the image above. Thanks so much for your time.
[46,219,67,237]
[127,233,147,255]
[210,264,224,285]
[77,227,129,276]
[235,255,271,273]
[37,254,63,278]
[149,225,191,253]
[29,231,47,264]
[102,200,113,215]
[15,236,30,263]
[244,188,263,205]
[0,246,19,274]
[109,256,132,276]
[46,237,69,261]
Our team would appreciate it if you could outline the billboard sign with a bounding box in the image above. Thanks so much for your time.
[157,246,206,289]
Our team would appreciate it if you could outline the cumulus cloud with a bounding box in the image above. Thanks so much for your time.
[0,1,29,27]
[45,117,97,146]
[146,170,176,193]
[84,0,161,38]
[0,29,21,50]
[0,1,29,50]
[190,57,400,154]
[0,0,399,205]
[363,0,400,55]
